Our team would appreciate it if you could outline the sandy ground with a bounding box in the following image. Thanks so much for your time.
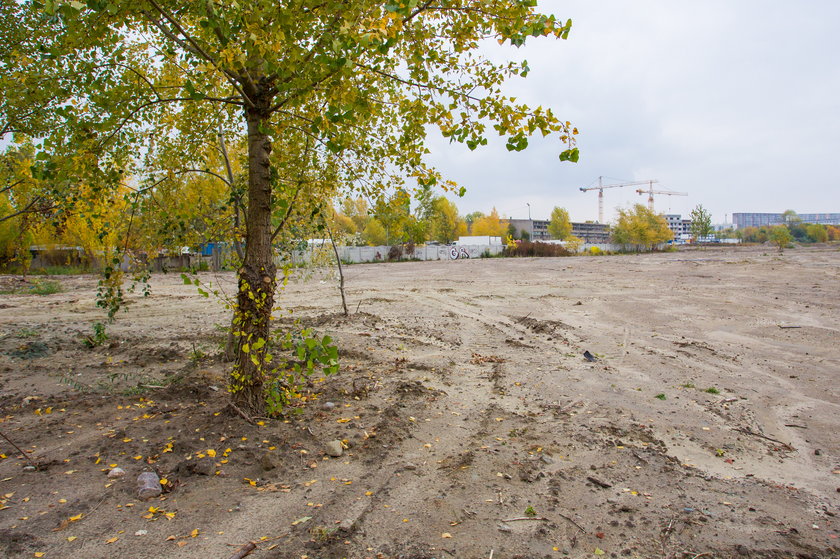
[0,245,838,559]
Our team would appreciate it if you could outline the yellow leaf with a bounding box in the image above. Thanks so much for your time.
[164,512,176,520]
[58,499,67,504]
[441,532,452,538]
[206,449,216,458]
[594,548,605,556]
[177,541,187,547]
[68,514,83,522]
[106,536,119,544]
[67,536,77,542]
[160,478,168,485]
[34,553,45,558]
[45,407,52,414]
[190,529,199,538]
[122,438,132,443]
[365,491,373,496]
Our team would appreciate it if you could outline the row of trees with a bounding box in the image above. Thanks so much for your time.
[331,192,467,246]
[737,223,839,244]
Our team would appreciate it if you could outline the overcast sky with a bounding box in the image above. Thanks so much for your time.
[425,1,840,225]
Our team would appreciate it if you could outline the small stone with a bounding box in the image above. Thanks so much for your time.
[814,449,822,456]
[192,458,215,476]
[108,467,126,479]
[338,518,354,532]
[135,530,148,536]
[23,465,37,472]
[325,440,343,457]
[260,452,277,471]
[322,402,336,410]
[540,455,555,465]
[735,544,750,556]
[403,462,418,471]
[497,523,512,533]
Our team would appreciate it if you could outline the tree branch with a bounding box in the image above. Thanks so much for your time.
[0,196,51,224]
[143,0,255,109]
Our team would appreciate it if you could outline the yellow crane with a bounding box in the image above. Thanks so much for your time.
[580,177,657,223]
[635,186,688,212]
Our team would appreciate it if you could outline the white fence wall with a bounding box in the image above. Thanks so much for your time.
[281,244,505,265]
[279,242,642,266]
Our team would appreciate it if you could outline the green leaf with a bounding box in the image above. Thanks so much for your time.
[181,273,192,285]
[559,148,580,163]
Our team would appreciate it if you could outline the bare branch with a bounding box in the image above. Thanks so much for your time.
[0,178,27,197]
[0,196,52,224]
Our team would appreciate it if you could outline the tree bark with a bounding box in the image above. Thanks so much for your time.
[230,104,276,415]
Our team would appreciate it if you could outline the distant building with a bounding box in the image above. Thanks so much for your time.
[505,218,610,243]
[571,222,610,243]
[733,212,840,228]
[665,214,692,238]
[505,219,551,241]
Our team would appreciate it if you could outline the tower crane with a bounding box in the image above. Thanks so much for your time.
[635,186,688,212]
[580,177,658,223]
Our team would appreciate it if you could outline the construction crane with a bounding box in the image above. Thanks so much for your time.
[635,186,688,212]
[580,177,658,223]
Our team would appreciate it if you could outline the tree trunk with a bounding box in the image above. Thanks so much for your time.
[230,106,276,415]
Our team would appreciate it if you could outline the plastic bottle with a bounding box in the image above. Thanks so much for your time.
[137,471,162,500]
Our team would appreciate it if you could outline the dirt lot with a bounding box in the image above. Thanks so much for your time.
[1,245,838,559]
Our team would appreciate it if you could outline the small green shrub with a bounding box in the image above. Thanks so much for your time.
[28,279,62,295]
[654,393,667,400]
[705,387,720,394]
[83,322,108,348]
[33,265,89,275]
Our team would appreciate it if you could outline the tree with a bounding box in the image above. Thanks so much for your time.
[341,197,371,233]
[4,1,578,416]
[611,204,673,251]
[805,223,828,243]
[782,210,801,224]
[769,225,792,253]
[689,204,713,243]
[548,207,572,240]
[362,218,387,246]
[472,208,507,237]
[428,197,463,244]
